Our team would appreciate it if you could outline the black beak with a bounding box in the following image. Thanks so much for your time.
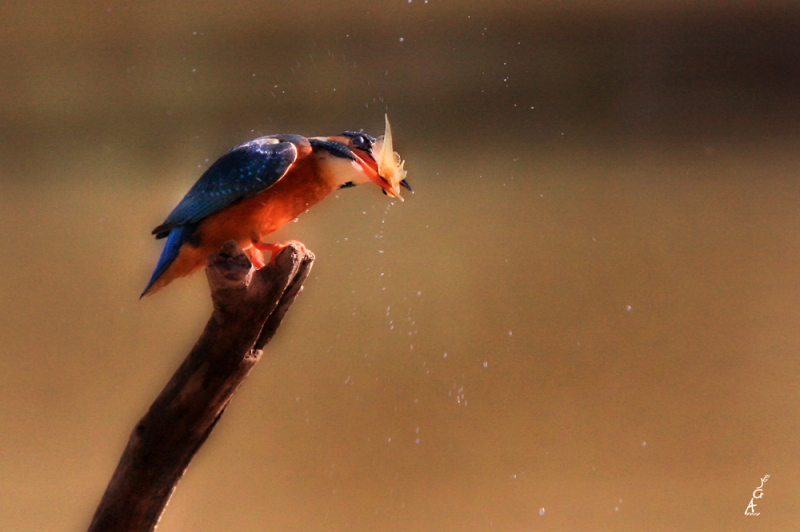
[400,179,413,192]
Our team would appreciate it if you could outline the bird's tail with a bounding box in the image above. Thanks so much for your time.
[140,226,190,298]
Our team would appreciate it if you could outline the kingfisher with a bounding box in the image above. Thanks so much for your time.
[141,115,409,297]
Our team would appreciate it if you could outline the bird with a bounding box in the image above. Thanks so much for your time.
[141,115,410,297]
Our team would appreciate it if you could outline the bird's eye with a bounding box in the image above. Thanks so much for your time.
[351,135,371,150]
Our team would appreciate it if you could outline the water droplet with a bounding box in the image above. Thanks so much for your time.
[539,508,545,516]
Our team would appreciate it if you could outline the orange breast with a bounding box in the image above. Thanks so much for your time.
[144,149,340,295]
[143,153,339,295]
[195,155,336,249]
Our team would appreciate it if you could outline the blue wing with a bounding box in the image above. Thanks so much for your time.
[152,137,299,238]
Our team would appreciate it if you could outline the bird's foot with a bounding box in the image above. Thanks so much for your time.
[252,240,308,265]
[244,246,267,269]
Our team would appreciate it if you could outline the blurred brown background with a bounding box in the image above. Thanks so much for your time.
[1,1,799,530]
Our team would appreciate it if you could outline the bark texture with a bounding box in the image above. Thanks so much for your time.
[88,241,314,532]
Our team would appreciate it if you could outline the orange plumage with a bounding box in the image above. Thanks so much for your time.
[142,120,410,297]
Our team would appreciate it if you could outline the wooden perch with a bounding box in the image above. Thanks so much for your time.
[88,241,314,532]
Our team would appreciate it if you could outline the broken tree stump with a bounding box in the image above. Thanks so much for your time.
[88,240,314,532]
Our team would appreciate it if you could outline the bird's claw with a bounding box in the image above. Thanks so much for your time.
[244,247,267,269]
[252,240,308,266]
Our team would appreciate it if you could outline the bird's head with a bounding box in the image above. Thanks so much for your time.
[312,115,411,200]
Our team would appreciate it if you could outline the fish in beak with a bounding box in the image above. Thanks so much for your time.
[370,114,409,201]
